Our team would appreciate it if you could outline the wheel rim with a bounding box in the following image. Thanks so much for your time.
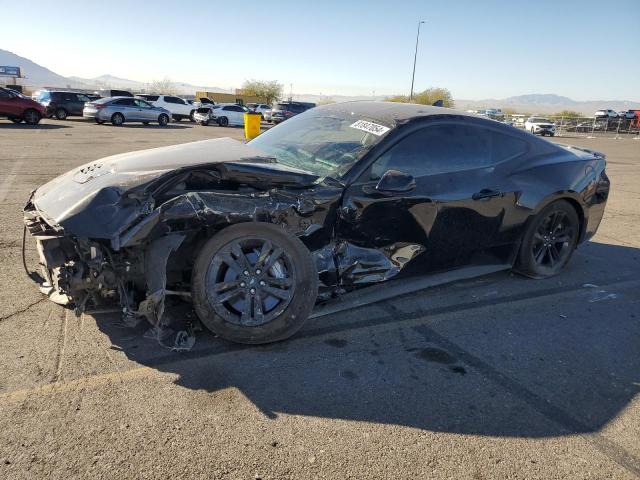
[160,115,167,125]
[205,237,296,327]
[57,109,66,119]
[113,114,123,125]
[531,210,576,269]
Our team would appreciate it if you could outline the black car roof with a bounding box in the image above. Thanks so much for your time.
[315,101,479,125]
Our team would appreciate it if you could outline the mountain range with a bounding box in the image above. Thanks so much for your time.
[0,49,229,94]
[1,49,638,114]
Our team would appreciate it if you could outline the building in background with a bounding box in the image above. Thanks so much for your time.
[195,91,267,106]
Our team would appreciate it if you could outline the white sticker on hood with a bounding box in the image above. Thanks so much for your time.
[350,120,390,136]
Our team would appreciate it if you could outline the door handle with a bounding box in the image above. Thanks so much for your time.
[472,188,502,200]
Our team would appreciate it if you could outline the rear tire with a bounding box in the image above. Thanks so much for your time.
[158,114,169,126]
[515,200,580,279]
[10,117,22,124]
[111,112,124,126]
[23,109,41,125]
[218,116,229,127]
[95,119,104,124]
[55,108,68,120]
[200,120,209,126]
[142,121,150,125]
[191,222,318,344]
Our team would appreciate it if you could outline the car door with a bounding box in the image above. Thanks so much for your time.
[134,99,156,121]
[336,121,528,285]
[118,98,140,120]
[0,88,19,116]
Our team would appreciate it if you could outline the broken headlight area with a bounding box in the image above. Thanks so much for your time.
[23,209,196,351]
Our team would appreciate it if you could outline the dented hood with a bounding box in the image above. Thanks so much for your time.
[30,138,316,230]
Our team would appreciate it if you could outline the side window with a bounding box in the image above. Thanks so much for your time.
[114,98,136,106]
[369,124,528,180]
[77,94,90,102]
[222,106,233,111]
[135,99,151,108]
[63,93,75,102]
[165,96,183,104]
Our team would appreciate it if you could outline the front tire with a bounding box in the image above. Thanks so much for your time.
[191,222,318,344]
[23,109,41,125]
[515,200,580,278]
[189,110,195,122]
[218,116,229,127]
[158,114,169,126]
[200,120,209,126]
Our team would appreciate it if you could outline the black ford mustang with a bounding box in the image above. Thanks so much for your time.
[23,102,610,345]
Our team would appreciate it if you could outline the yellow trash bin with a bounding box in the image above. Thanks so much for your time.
[244,112,261,140]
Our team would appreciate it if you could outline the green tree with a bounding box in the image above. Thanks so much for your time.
[552,110,582,118]
[387,87,454,107]
[241,80,283,105]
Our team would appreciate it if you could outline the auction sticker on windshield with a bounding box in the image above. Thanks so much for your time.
[350,120,390,136]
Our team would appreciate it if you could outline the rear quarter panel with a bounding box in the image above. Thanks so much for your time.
[508,148,608,243]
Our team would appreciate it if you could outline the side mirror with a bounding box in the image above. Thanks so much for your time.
[375,169,416,194]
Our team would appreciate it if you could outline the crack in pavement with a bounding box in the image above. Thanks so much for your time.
[0,298,47,322]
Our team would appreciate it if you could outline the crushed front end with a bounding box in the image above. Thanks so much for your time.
[23,195,142,312]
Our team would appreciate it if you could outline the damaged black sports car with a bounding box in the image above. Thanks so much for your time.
[23,102,610,346]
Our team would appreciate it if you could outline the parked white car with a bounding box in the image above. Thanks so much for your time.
[594,109,619,119]
[193,103,249,127]
[617,110,638,120]
[524,117,556,136]
[247,103,271,118]
[136,94,195,121]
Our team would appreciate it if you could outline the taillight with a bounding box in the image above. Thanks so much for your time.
[95,104,107,110]
[284,111,294,117]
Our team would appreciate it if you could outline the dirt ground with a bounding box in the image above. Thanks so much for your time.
[0,117,638,479]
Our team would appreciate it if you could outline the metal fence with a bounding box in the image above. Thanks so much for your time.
[506,115,640,139]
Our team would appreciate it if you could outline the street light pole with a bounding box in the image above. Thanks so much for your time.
[409,20,425,101]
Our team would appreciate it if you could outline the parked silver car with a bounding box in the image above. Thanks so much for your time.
[83,97,171,126]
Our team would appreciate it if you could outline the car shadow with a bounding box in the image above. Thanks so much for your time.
[93,241,640,439]
[93,124,193,130]
[0,122,71,129]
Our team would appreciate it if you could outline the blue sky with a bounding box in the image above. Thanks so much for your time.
[3,0,639,100]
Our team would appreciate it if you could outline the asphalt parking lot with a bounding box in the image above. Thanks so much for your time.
[0,118,638,479]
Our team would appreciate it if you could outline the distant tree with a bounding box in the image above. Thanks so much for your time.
[241,80,283,104]
[552,110,582,118]
[149,77,178,94]
[387,87,454,108]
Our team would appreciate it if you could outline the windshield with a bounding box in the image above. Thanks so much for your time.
[248,110,392,178]
[530,117,551,123]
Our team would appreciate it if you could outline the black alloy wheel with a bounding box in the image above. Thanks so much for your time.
[516,200,579,278]
[205,237,296,327]
[192,222,318,344]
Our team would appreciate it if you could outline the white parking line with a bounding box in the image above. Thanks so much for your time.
[0,160,23,203]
